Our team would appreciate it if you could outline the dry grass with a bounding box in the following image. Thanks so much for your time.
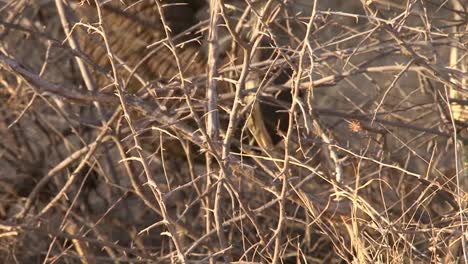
[0,0,467,263]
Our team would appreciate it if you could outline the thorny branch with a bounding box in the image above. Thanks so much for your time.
[0,0,467,263]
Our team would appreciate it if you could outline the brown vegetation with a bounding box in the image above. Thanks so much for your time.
[0,0,467,263]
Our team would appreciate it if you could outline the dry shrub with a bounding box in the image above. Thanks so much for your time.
[0,0,467,263]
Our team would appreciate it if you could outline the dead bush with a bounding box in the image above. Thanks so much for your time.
[0,0,466,263]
